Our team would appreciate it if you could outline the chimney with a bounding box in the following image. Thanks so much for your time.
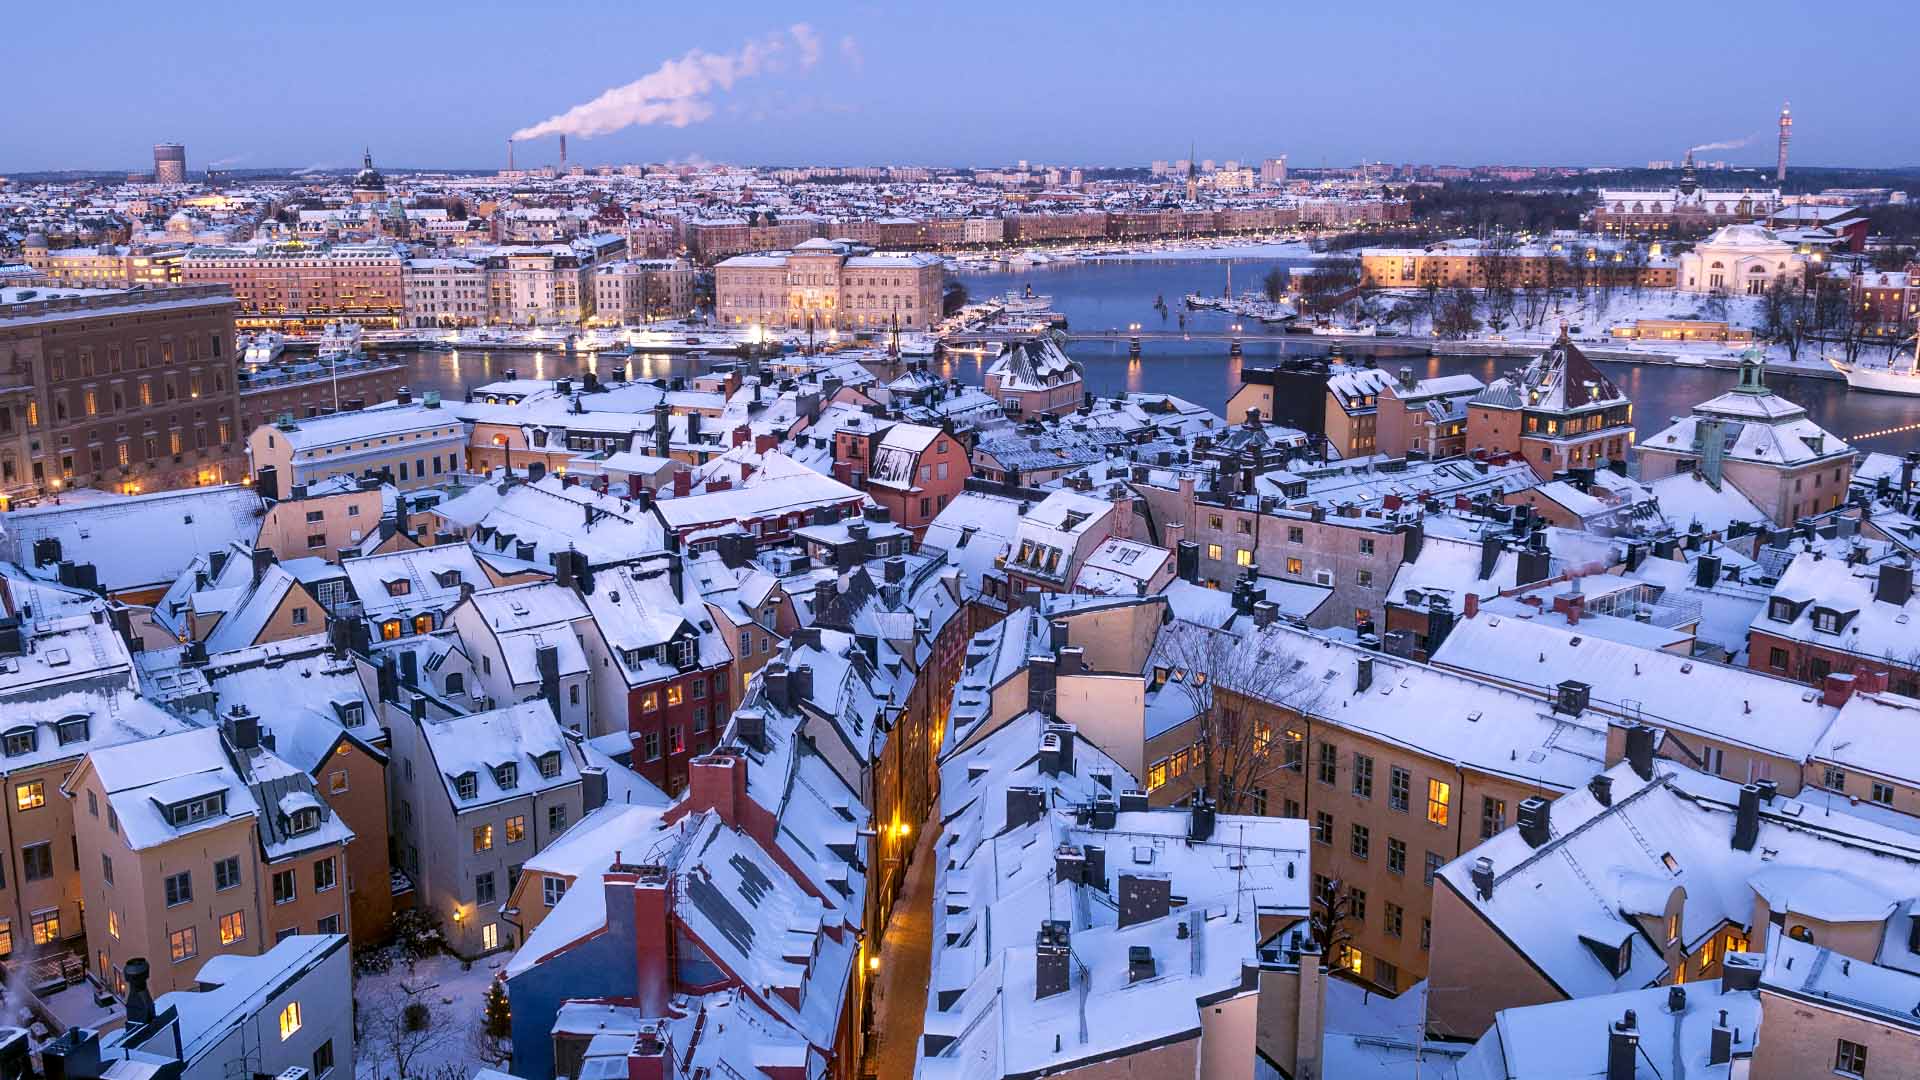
[1696,553,1722,588]
[764,663,790,711]
[1006,786,1046,830]
[1028,654,1057,716]
[226,705,260,751]
[250,546,274,585]
[1089,793,1117,830]
[1048,618,1069,654]
[1821,672,1859,708]
[1710,1012,1733,1066]
[1470,855,1495,900]
[124,957,156,1026]
[1517,796,1551,847]
[559,133,567,166]
[732,709,766,752]
[1878,560,1914,606]
[1188,795,1216,843]
[1607,1012,1639,1080]
[1588,774,1613,806]
[581,766,607,813]
[1732,783,1761,851]
[1479,533,1503,580]
[1553,679,1591,716]
[687,752,747,830]
[629,1025,669,1080]
[1667,985,1687,1014]
[1722,951,1762,992]
[1355,656,1374,694]
[1035,921,1071,999]
[1625,724,1655,780]
[1128,945,1155,984]
[1117,873,1172,927]
[1039,724,1075,778]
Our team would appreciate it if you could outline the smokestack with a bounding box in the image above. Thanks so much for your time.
[559,134,567,167]
[507,138,515,172]
[1777,101,1792,184]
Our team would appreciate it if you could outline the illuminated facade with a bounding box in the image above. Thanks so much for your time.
[714,239,943,331]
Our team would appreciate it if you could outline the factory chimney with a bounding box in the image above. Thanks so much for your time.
[507,138,515,172]
[560,134,568,168]
[1776,101,1792,183]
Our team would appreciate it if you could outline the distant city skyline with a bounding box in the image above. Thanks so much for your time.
[5,0,1916,173]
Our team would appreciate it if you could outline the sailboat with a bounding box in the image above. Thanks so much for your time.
[1829,333,1920,396]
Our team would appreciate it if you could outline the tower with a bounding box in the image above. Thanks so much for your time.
[559,134,568,169]
[507,138,515,173]
[1185,141,1199,203]
[153,143,186,184]
[1776,101,1792,184]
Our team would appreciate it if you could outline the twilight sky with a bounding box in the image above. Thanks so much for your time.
[4,0,1915,173]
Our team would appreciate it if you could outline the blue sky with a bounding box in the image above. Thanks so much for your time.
[4,0,1914,172]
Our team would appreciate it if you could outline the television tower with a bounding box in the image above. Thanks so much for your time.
[1776,101,1791,184]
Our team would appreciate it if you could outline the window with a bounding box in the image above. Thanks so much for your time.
[87,790,98,817]
[2,729,35,757]
[1316,742,1337,785]
[1287,557,1304,575]
[1874,781,1895,806]
[1207,544,1223,560]
[543,876,567,907]
[476,872,496,905]
[1427,779,1451,826]
[317,914,340,935]
[20,844,53,884]
[537,751,562,780]
[1350,887,1367,922]
[1481,797,1507,840]
[506,815,526,843]
[313,1040,335,1079]
[1389,767,1410,812]
[0,920,11,957]
[329,770,348,794]
[641,731,661,761]
[494,762,518,790]
[1422,918,1432,951]
[482,921,499,950]
[279,1002,302,1041]
[1388,838,1406,875]
[1667,912,1681,944]
[548,805,568,833]
[163,869,192,905]
[1288,526,1304,544]
[169,926,196,962]
[1351,754,1374,799]
[456,773,478,801]
[1767,647,1788,671]
[1351,824,1370,860]
[1359,538,1375,555]
[1385,902,1404,938]
[1824,766,1846,792]
[313,857,337,892]
[220,910,245,945]
[15,781,44,811]
[1424,851,1444,886]
[1835,1039,1867,1078]
[473,824,494,852]
[102,854,113,885]
[215,856,241,891]
[1235,548,1253,567]
[273,869,296,905]
[1313,811,1333,845]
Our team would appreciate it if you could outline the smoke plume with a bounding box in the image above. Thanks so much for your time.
[512,24,827,141]
[1688,133,1760,154]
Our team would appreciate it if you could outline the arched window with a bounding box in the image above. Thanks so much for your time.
[1788,924,1815,943]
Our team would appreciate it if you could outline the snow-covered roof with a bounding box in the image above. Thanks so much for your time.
[420,700,579,811]
[0,484,264,593]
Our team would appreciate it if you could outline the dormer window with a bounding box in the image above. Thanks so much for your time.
[55,716,90,746]
[288,807,321,836]
[435,570,462,588]
[454,772,478,801]
[340,701,365,727]
[168,793,226,827]
[1768,597,1796,623]
[2,728,36,757]
[493,763,518,791]
[385,578,411,597]
[537,751,562,780]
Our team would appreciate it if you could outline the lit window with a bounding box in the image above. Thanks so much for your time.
[1235,548,1253,567]
[168,926,196,962]
[1426,779,1451,826]
[220,910,245,945]
[14,782,43,811]
[473,824,493,852]
[279,1002,302,1040]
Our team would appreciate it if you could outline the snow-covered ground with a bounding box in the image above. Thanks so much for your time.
[354,950,511,1080]
[1357,288,1848,374]
[1083,240,1322,262]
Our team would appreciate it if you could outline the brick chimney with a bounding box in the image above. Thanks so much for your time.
[684,751,747,830]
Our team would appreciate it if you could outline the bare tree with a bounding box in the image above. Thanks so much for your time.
[1434,288,1482,340]
[1310,874,1361,964]
[1262,267,1288,303]
[1152,621,1328,815]
[358,980,465,1080]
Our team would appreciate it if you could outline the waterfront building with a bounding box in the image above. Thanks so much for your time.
[1589,153,1783,237]
[713,239,943,332]
[402,257,487,328]
[478,245,592,326]
[590,258,695,323]
[182,243,406,331]
[981,335,1085,418]
[20,236,185,288]
[1466,332,1634,479]
[1676,224,1807,294]
[1636,355,1851,526]
[0,284,242,499]
[245,396,466,493]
